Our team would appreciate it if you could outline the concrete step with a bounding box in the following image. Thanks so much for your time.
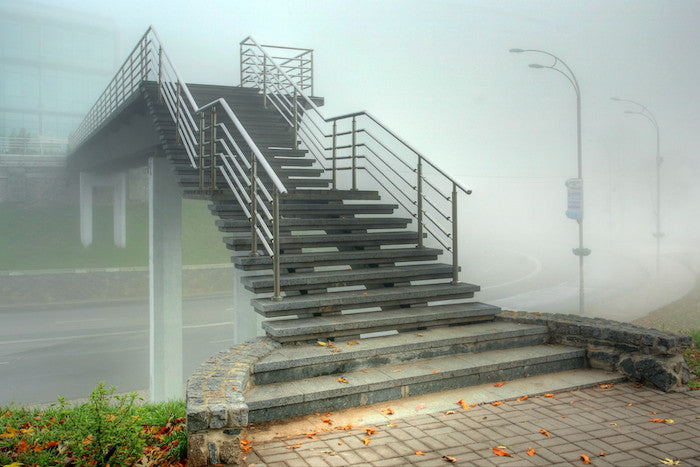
[224,231,422,251]
[252,282,479,317]
[284,189,381,201]
[233,247,443,270]
[243,263,455,293]
[262,301,497,341]
[253,320,545,384]
[211,203,398,217]
[245,344,586,423]
[215,216,411,233]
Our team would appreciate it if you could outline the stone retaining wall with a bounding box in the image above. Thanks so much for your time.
[497,311,692,392]
[186,337,280,466]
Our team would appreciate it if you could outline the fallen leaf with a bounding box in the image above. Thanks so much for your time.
[415,450,425,455]
[363,292,368,295]
[363,437,370,445]
[416,404,425,410]
[527,447,535,456]
[321,417,332,424]
[659,458,681,465]
[331,349,342,353]
[380,408,395,415]
[581,454,591,464]
[442,455,457,463]
[317,341,327,346]
[336,377,348,384]
[231,386,236,390]
[338,441,343,445]
[348,341,359,345]
[544,394,554,398]
[286,442,303,449]
[492,447,514,457]
[457,400,469,410]
[304,431,318,439]
[386,423,397,427]
[650,418,674,424]
[432,370,440,373]
[517,395,528,402]
[417,333,424,337]
[445,410,455,415]
[393,369,403,373]
[599,452,606,457]
[494,382,505,387]
[539,429,551,438]
[599,383,613,389]
[365,427,377,436]
[492,401,503,406]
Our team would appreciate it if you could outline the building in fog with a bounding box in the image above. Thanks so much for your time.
[0,0,118,145]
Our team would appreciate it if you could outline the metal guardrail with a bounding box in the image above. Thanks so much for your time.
[0,136,68,156]
[70,27,288,299]
[240,37,313,97]
[240,36,473,283]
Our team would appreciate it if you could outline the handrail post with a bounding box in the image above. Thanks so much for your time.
[272,188,282,301]
[211,107,217,189]
[239,43,244,86]
[175,83,181,145]
[198,112,205,189]
[263,55,267,109]
[351,117,357,190]
[332,121,337,190]
[293,88,298,150]
[310,50,314,96]
[158,46,163,103]
[451,182,459,284]
[250,156,259,257]
[417,158,424,247]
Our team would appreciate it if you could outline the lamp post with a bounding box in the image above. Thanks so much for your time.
[611,97,663,271]
[510,48,590,315]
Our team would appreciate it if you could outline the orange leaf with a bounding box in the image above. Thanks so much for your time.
[442,455,457,463]
[581,454,591,464]
[321,417,332,424]
[380,408,395,415]
[544,393,554,398]
[336,377,348,384]
[526,447,535,456]
[517,395,528,402]
[415,450,425,455]
[231,386,236,390]
[365,427,377,435]
[492,401,503,406]
[492,447,513,457]
[457,399,469,410]
[494,382,505,387]
[304,431,318,439]
[599,383,613,389]
[445,410,455,415]
[286,442,303,449]
[600,452,606,456]
[348,341,359,345]
[432,370,440,373]
[539,429,551,438]
[363,436,371,445]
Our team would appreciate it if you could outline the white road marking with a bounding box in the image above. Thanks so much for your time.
[56,318,108,324]
[183,321,235,329]
[0,330,145,346]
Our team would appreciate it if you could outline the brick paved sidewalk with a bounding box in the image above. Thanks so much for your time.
[243,382,699,466]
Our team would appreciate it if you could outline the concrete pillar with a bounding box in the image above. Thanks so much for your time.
[232,251,265,344]
[113,172,127,248]
[79,171,128,248]
[148,157,183,401]
[79,172,93,247]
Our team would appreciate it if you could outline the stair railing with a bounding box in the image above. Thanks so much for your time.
[70,27,288,299]
[240,37,472,283]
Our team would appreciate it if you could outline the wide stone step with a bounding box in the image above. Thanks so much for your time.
[215,216,411,233]
[224,231,422,251]
[252,282,479,317]
[233,246,443,270]
[243,263,455,293]
[245,344,586,423]
[253,320,546,384]
[262,301,497,341]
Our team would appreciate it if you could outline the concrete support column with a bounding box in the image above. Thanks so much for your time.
[148,157,183,401]
[113,172,127,248]
[79,172,93,247]
[232,251,264,344]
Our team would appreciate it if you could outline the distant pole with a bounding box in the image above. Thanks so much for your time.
[510,48,590,315]
[611,97,663,271]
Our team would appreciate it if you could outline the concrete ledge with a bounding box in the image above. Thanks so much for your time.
[497,310,692,391]
[186,337,280,467]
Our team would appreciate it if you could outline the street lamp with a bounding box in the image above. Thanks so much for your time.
[611,97,663,271]
[510,48,590,315]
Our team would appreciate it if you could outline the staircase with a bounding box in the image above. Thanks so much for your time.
[70,29,592,424]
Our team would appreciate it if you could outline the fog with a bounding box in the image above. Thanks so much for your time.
[2,0,699,403]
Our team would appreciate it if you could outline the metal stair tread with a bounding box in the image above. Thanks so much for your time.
[256,318,544,373]
[225,231,421,247]
[252,282,479,315]
[245,344,585,410]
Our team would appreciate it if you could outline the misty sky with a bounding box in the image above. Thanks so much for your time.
[33,0,700,253]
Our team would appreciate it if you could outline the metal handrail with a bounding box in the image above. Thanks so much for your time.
[0,136,68,156]
[70,27,288,299]
[241,36,472,283]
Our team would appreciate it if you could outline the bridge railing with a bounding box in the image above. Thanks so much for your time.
[70,27,287,299]
[240,37,472,283]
